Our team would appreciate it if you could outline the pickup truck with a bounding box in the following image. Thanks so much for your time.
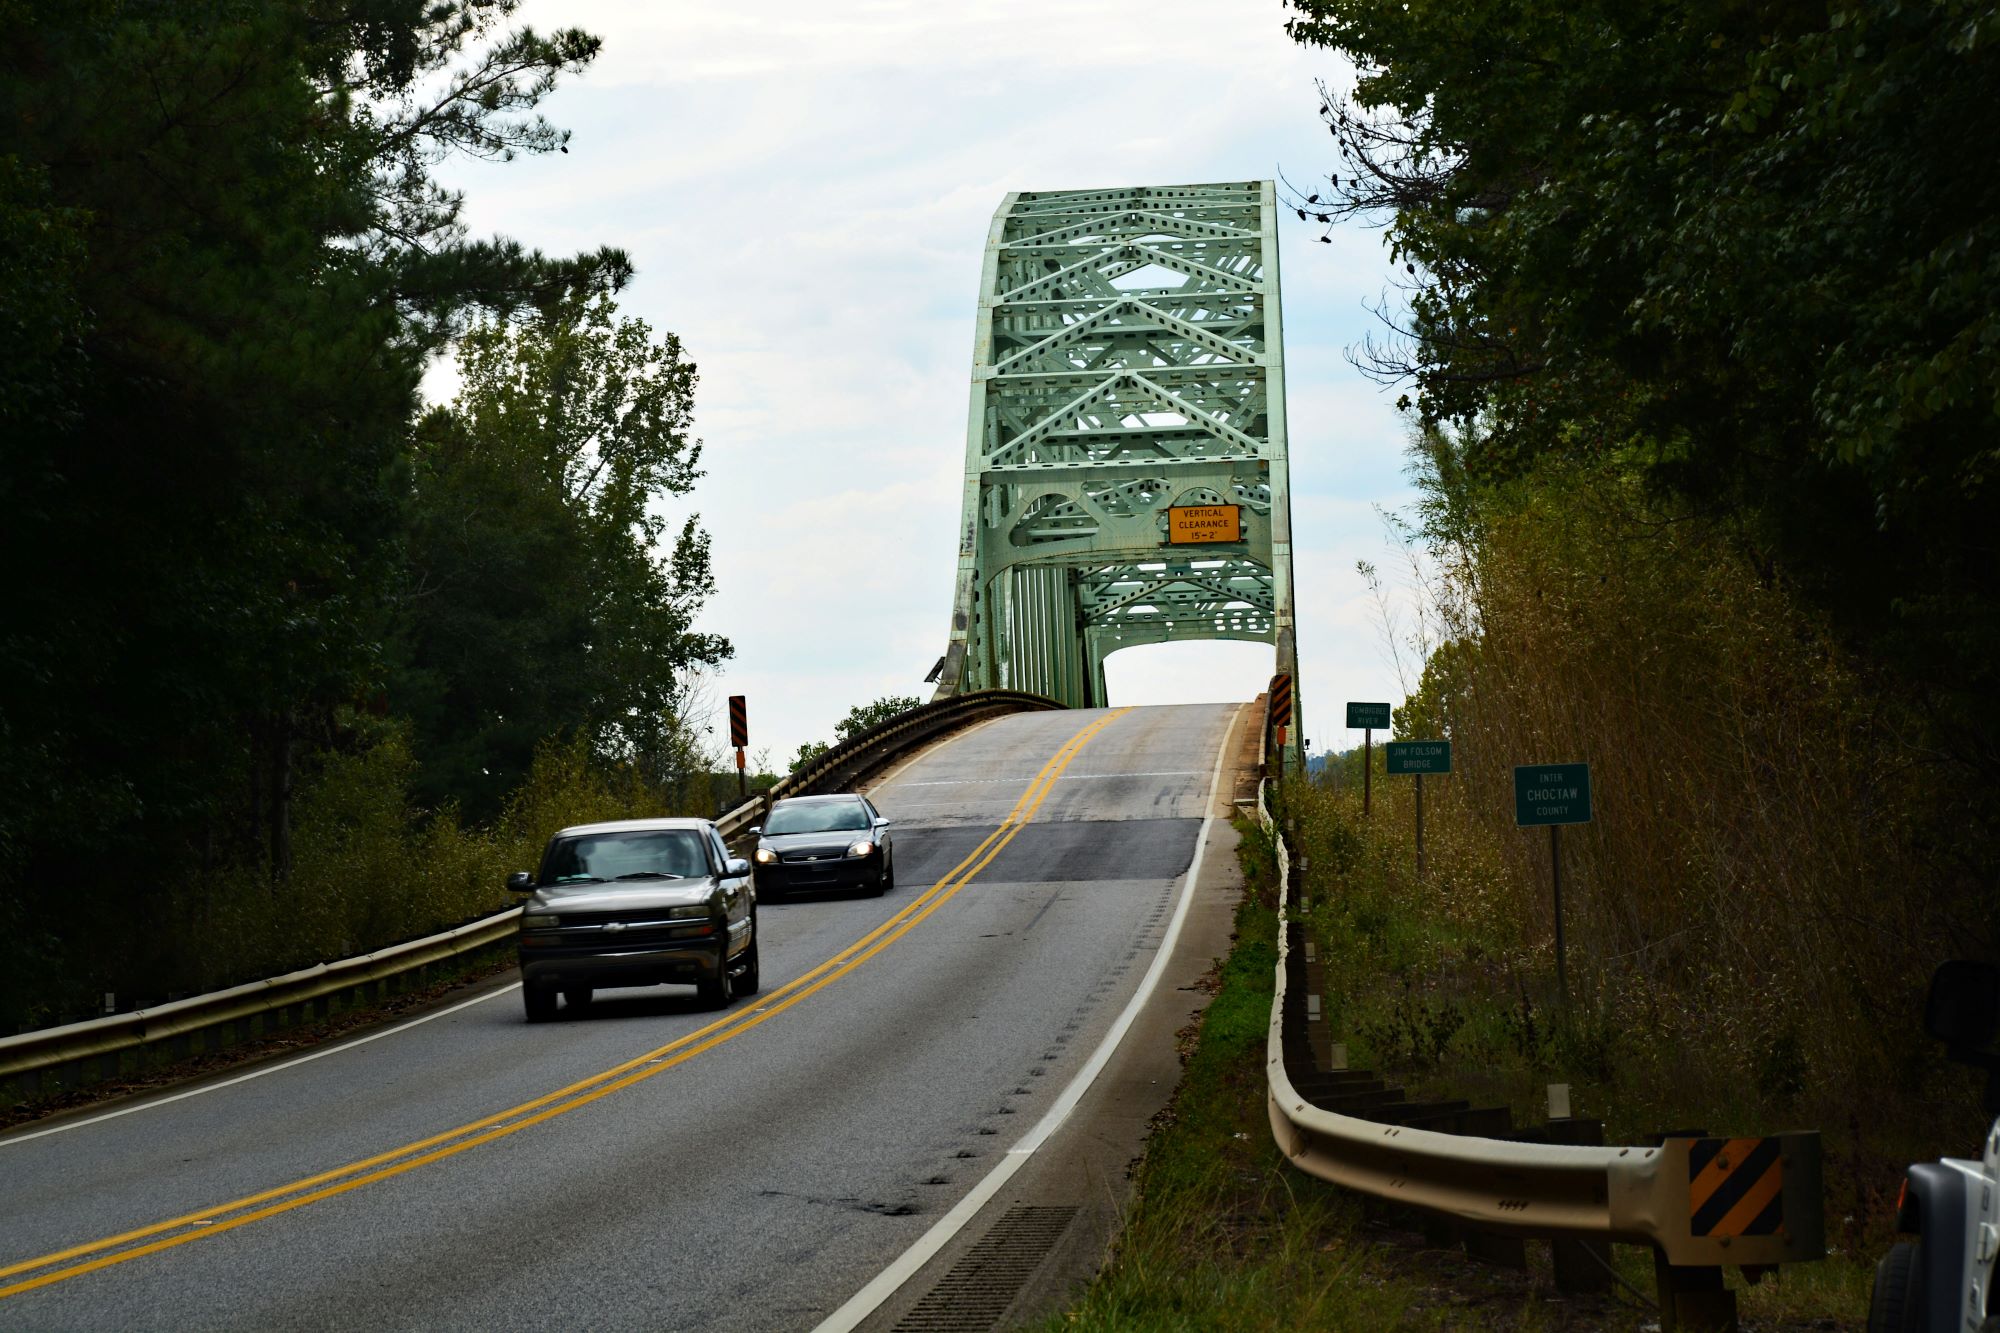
[506,817,758,1022]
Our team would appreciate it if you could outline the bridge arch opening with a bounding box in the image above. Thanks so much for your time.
[1101,639,1276,707]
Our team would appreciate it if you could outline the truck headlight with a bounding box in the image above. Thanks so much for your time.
[846,840,875,858]
[522,914,560,929]
[754,847,778,865]
[665,904,712,920]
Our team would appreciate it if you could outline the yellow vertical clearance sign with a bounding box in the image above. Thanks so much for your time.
[1167,504,1242,544]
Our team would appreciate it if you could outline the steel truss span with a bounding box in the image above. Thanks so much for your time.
[933,182,1298,735]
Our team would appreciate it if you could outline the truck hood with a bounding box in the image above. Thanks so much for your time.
[526,879,714,914]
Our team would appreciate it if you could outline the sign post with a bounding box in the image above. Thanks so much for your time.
[1346,702,1392,816]
[728,695,750,801]
[1512,762,1593,1000]
[1385,740,1452,878]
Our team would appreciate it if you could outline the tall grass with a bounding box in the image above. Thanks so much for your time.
[1297,443,1997,1254]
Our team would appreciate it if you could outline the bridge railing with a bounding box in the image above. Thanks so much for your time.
[715,688,1063,841]
[1,689,1063,1108]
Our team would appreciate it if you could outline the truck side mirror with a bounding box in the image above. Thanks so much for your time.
[506,871,535,894]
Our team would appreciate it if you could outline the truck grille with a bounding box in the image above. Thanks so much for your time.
[781,847,848,863]
[548,907,706,928]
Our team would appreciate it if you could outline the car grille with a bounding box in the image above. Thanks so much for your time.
[781,846,849,864]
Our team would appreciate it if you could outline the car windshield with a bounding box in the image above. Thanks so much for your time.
[763,801,870,835]
[543,830,710,883]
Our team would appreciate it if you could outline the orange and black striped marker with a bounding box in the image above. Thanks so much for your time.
[728,694,749,748]
[1269,673,1293,727]
[1688,1137,1784,1237]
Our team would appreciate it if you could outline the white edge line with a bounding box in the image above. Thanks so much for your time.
[811,701,1245,1333]
[5,711,1021,1149]
[0,982,520,1148]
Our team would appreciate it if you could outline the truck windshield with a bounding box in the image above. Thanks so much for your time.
[544,831,710,883]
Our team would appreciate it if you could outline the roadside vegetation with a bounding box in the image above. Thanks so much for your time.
[1052,816,1880,1330]
[1282,763,1880,1326]
[1291,436,1996,1235]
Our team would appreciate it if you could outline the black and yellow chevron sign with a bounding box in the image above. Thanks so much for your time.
[1688,1136,1785,1237]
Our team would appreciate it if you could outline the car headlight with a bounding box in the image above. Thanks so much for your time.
[846,840,875,858]
[665,904,712,920]
[754,847,778,865]
[522,914,561,929]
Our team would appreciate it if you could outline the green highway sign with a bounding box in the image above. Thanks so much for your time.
[1346,701,1392,729]
[1385,740,1452,775]
[1514,763,1592,826]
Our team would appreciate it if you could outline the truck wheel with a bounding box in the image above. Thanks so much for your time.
[1868,1241,1924,1333]
[736,931,761,997]
[523,984,557,1024]
[697,944,736,1010]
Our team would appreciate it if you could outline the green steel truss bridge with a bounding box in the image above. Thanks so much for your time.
[932,181,1299,740]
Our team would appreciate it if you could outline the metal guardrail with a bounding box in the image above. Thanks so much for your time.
[1,688,1063,1108]
[0,910,521,1104]
[1257,778,1823,1321]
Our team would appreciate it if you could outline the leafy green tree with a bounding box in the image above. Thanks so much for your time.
[1286,0,2000,780]
[789,695,926,774]
[0,0,632,1025]
[395,295,731,817]
[838,695,927,738]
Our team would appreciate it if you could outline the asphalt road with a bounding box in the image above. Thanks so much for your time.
[0,702,1246,1331]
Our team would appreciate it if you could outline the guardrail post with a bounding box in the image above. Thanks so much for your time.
[1461,1227,1527,1269]
[1652,1251,1736,1332]
[1545,1117,1614,1292]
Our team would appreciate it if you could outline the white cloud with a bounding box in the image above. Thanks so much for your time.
[434,0,1421,762]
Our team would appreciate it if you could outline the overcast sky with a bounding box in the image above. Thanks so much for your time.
[436,0,1423,769]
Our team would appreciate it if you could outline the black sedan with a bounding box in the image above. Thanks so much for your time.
[750,794,894,899]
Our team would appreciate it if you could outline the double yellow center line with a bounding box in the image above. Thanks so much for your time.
[0,707,1131,1301]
